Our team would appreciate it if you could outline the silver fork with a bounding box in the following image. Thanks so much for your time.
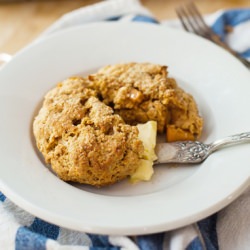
[155,131,250,164]
[176,2,250,69]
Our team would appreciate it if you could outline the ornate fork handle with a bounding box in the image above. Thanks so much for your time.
[210,132,250,152]
[155,132,250,164]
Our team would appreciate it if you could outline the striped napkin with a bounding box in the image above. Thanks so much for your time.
[0,0,249,249]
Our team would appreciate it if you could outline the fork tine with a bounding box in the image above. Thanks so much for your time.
[185,3,207,36]
[175,8,189,32]
[189,2,207,27]
[176,6,201,35]
[188,2,213,36]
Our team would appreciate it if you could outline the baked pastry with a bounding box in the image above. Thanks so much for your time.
[33,63,203,187]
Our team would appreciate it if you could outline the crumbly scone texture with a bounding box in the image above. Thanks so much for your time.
[88,63,203,136]
[33,77,144,186]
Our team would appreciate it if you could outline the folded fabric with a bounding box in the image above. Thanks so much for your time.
[0,0,249,249]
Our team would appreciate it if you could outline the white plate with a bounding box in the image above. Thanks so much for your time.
[0,22,249,235]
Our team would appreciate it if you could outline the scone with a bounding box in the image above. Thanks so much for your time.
[33,77,144,186]
[88,63,203,140]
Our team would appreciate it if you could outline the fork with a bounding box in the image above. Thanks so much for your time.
[176,2,250,69]
[155,131,250,164]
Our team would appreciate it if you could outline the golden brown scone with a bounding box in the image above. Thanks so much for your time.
[33,77,144,186]
[88,63,203,139]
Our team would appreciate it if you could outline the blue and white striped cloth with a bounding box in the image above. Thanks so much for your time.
[211,9,250,59]
[1,0,249,249]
